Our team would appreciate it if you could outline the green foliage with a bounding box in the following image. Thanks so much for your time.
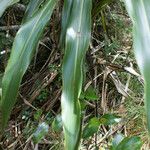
[82,117,100,139]
[60,0,73,48]
[52,115,63,132]
[111,135,142,150]
[32,122,49,144]
[104,39,120,55]
[61,0,92,149]
[22,111,52,141]
[34,109,43,121]
[115,136,142,150]
[99,114,121,125]
[124,0,150,133]
[0,0,58,132]
[82,86,99,101]
[111,134,124,149]
[37,89,48,102]
[83,114,121,139]
[23,0,43,22]
[92,0,113,18]
[0,0,149,149]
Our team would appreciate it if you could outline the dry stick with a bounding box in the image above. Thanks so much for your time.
[18,136,24,150]
[5,122,22,132]
[20,37,53,88]
[0,25,20,31]
[7,140,18,149]
[121,69,131,103]
[39,47,55,74]
[23,135,33,150]
[33,37,51,69]
[45,89,61,111]
[97,124,124,147]
[94,67,98,148]
[18,72,57,112]
[110,70,129,98]
[101,69,110,113]
[90,41,99,148]
[19,93,37,110]
[84,72,104,91]
[30,72,58,103]
[34,144,38,150]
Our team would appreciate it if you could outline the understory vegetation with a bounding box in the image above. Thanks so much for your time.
[0,0,149,149]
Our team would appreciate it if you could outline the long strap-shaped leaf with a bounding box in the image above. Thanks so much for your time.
[61,0,92,149]
[0,0,58,132]
[60,0,73,48]
[124,0,150,132]
[0,0,19,92]
[23,0,43,23]
[0,0,19,17]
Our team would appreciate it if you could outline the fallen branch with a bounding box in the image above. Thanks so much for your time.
[0,25,20,31]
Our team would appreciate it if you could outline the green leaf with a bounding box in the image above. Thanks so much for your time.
[32,122,49,144]
[34,109,43,121]
[92,0,113,18]
[23,0,43,23]
[0,0,58,132]
[52,115,63,132]
[0,0,19,17]
[60,0,73,48]
[80,100,87,111]
[84,86,99,101]
[124,0,150,133]
[111,134,124,150]
[116,136,142,150]
[61,0,92,149]
[82,117,100,139]
[0,74,3,88]
[99,114,121,125]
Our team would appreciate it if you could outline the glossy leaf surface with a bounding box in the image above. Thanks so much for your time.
[0,0,58,132]
[60,0,73,48]
[23,0,43,22]
[124,0,150,133]
[61,0,92,149]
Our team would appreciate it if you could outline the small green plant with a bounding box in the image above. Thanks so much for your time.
[32,122,49,144]
[37,89,49,102]
[111,134,142,150]
[82,114,121,139]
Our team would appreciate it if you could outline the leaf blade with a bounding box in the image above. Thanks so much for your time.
[61,0,92,149]
[0,0,58,132]
[0,0,19,17]
[60,0,73,48]
[124,0,150,133]
[116,136,142,150]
